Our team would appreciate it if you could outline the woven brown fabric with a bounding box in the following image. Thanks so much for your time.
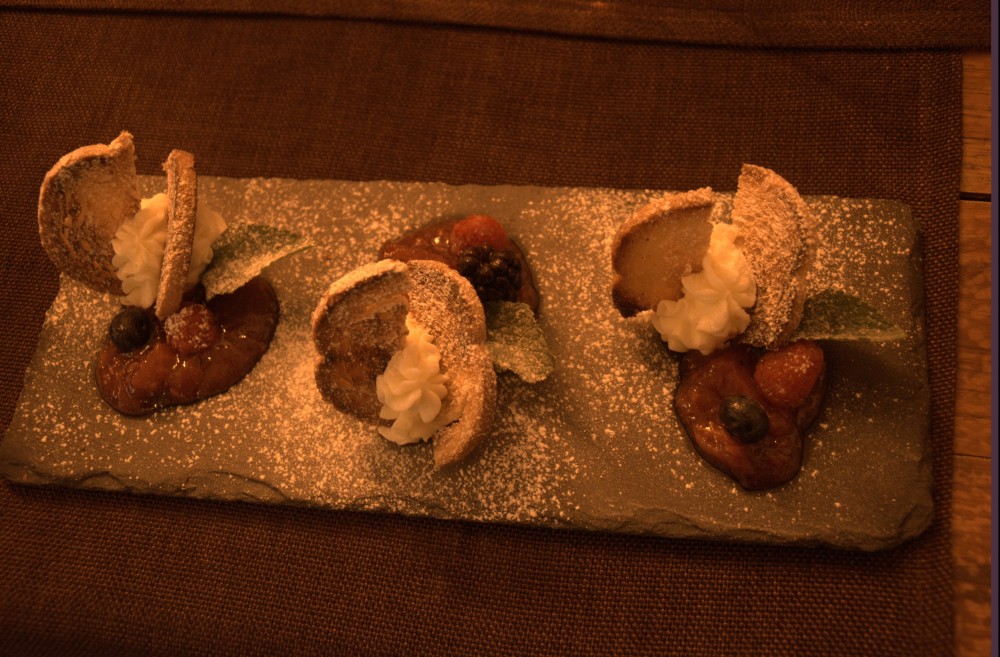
[0,7,961,657]
[3,0,991,48]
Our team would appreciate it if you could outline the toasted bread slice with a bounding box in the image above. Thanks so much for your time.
[610,188,715,317]
[312,259,496,467]
[155,150,198,320]
[38,131,140,294]
[731,164,816,348]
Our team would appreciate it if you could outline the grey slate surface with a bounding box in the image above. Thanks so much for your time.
[0,176,932,550]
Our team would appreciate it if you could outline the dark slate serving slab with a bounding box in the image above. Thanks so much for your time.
[0,176,931,550]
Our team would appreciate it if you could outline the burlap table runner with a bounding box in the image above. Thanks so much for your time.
[0,4,974,656]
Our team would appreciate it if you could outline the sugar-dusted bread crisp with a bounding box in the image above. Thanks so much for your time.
[155,149,197,320]
[610,187,715,317]
[405,260,496,467]
[37,131,140,294]
[731,164,817,348]
[312,259,496,467]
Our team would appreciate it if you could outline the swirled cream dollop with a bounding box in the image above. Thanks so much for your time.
[111,193,226,308]
[651,222,756,354]
[376,320,452,445]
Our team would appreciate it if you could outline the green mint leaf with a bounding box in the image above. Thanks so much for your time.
[484,301,554,383]
[793,290,906,342]
[202,223,311,298]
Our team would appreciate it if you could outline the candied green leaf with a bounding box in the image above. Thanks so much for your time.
[793,290,906,342]
[203,223,311,298]
[484,301,554,383]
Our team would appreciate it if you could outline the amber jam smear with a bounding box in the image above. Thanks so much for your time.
[97,277,279,416]
[379,218,540,313]
[674,341,826,491]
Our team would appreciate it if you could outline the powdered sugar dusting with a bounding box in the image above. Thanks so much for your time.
[0,176,931,549]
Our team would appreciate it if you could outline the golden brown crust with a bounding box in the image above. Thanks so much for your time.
[731,164,817,348]
[610,188,715,317]
[37,131,140,294]
[155,150,198,321]
[311,259,496,467]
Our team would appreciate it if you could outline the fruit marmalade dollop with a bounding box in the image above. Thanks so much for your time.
[96,277,279,415]
[674,340,826,490]
[379,214,539,313]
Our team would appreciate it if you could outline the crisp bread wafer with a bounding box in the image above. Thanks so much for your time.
[406,260,496,468]
[731,164,817,348]
[155,150,197,320]
[37,131,140,294]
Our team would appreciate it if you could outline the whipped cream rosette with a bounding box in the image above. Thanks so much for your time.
[376,319,456,445]
[112,192,227,308]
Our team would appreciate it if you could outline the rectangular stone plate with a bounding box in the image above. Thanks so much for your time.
[0,176,932,551]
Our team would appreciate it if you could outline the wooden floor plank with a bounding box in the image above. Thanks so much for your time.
[955,49,991,657]
[955,200,992,459]
[961,52,991,196]
[953,453,992,657]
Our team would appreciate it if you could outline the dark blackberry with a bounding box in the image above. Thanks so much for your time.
[456,245,522,303]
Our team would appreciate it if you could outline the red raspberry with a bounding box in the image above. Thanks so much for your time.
[165,304,222,356]
[753,340,825,409]
[449,214,510,253]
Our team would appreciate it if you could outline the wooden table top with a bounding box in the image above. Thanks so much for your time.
[954,49,991,657]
